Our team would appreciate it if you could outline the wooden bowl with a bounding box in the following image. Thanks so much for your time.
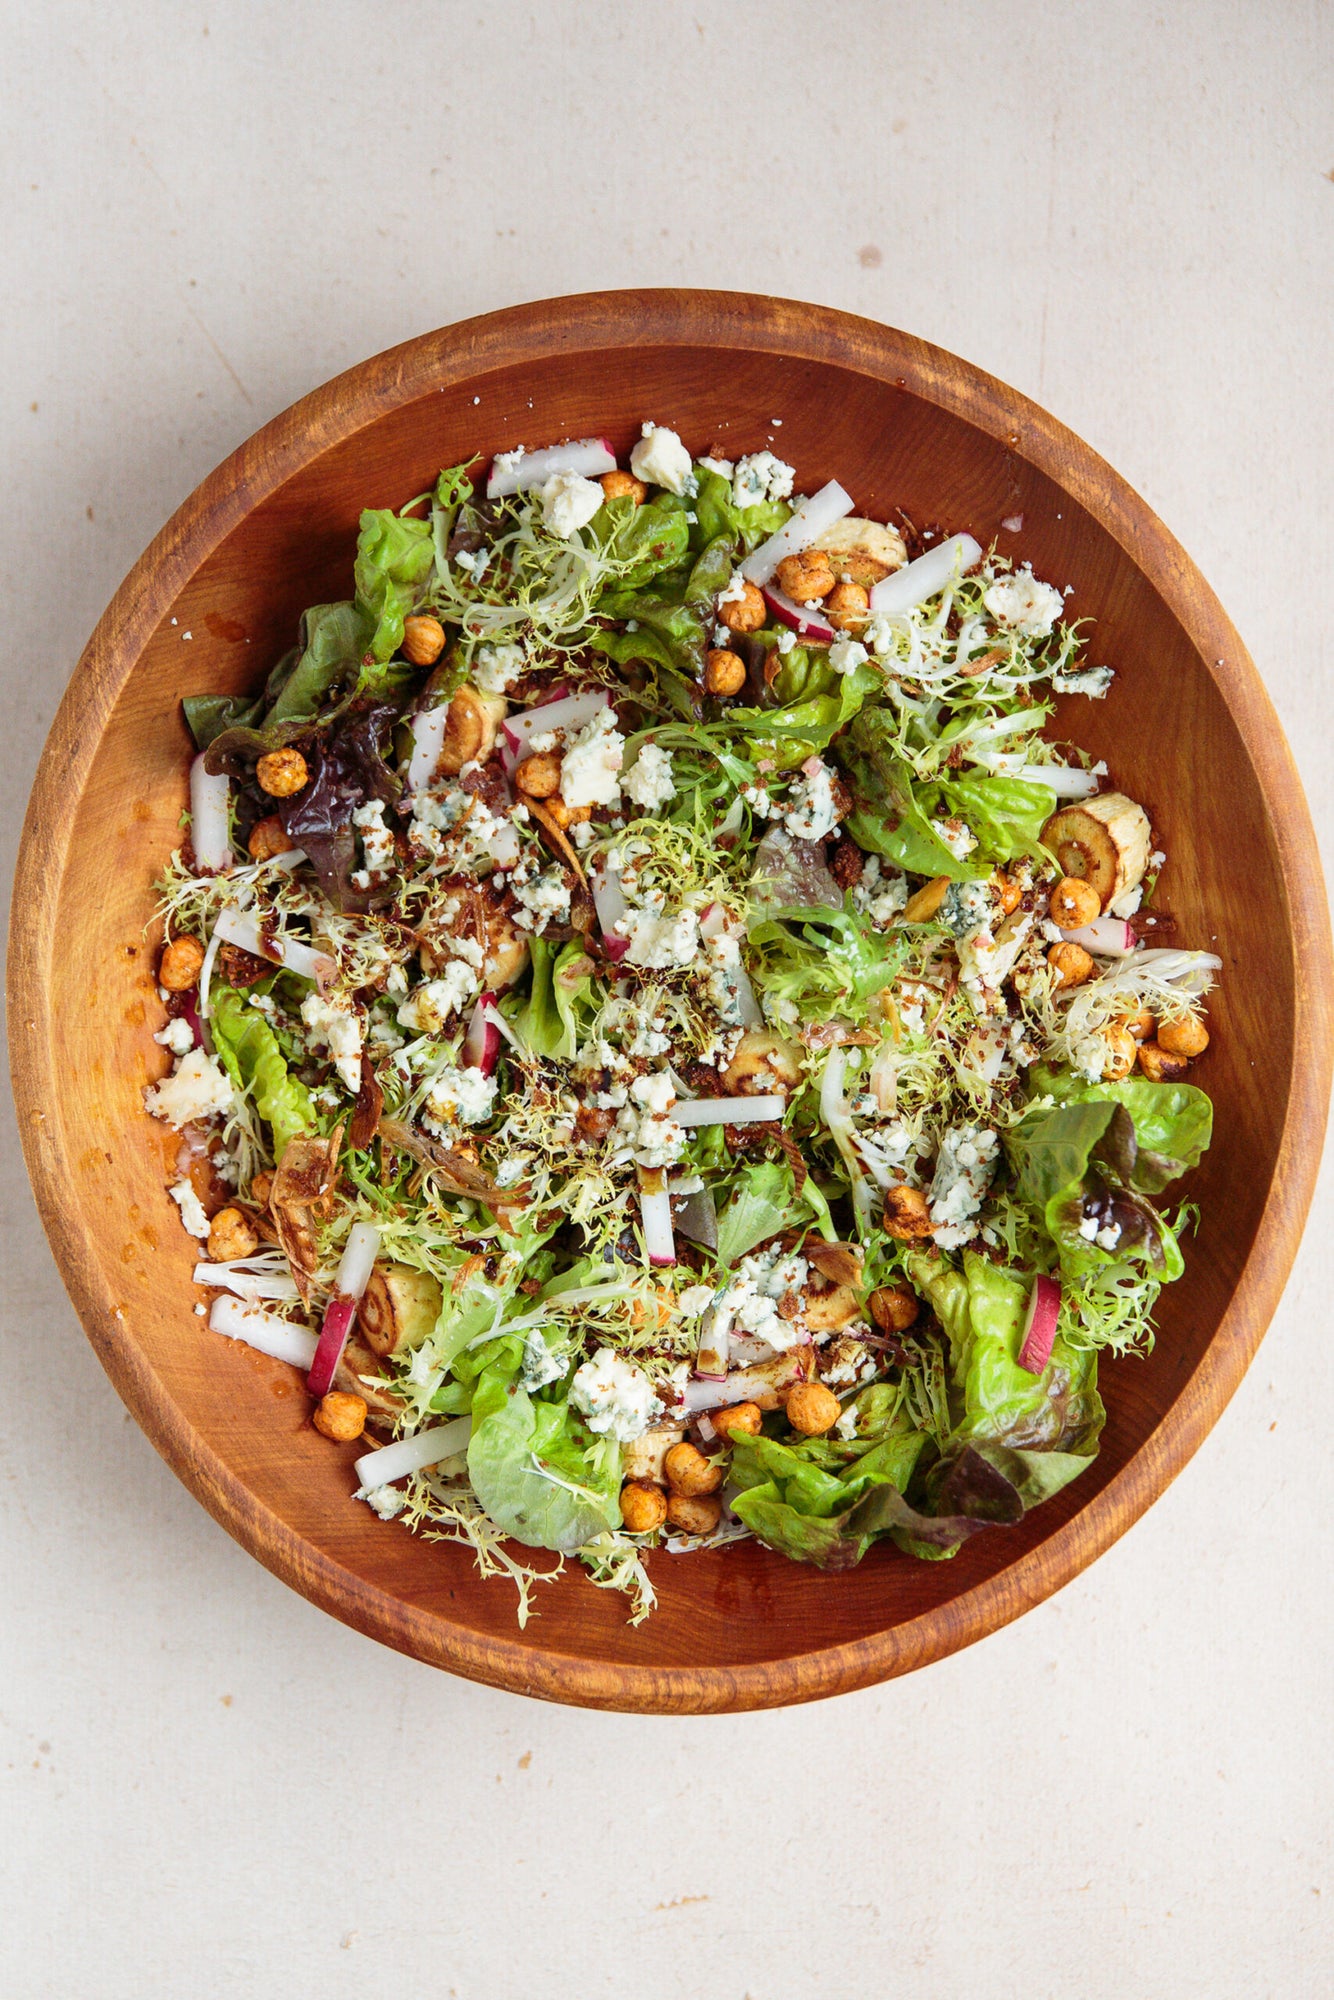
[10,292,1331,1712]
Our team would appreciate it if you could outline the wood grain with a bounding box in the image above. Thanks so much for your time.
[8,291,1331,1712]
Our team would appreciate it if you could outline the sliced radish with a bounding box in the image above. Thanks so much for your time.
[762,584,835,641]
[868,534,983,617]
[1017,1274,1061,1375]
[212,906,337,989]
[353,1415,473,1490]
[681,1347,810,1414]
[504,688,608,752]
[673,1095,785,1127]
[740,481,856,585]
[190,754,233,873]
[463,992,502,1074]
[589,856,631,961]
[482,998,527,1057]
[698,902,727,940]
[1016,764,1099,798]
[209,1294,318,1369]
[731,964,764,1029]
[639,1183,676,1268]
[694,1306,731,1380]
[486,439,617,499]
[307,1221,382,1397]
[407,704,450,790]
[1060,917,1136,956]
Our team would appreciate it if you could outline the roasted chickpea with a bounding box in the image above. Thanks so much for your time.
[1137,1040,1191,1082]
[1157,1014,1210,1059]
[312,1391,368,1442]
[256,747,309,798]
[515,752,563,799]
[600,469,647,506]
[620,1480,669,1533]
[247,814,290,862]
[663,1441,724,1497]
[775,549,836,602]
[716,579,766,634]
[883,1184,934,1240]
[1118,1008,1156,1042]
[665,1491,723,1536]
[704,648,747,697]
[1050,876,1101,928]
[1101,1023,1138,1080]
[869,1285,920,1333]
[250,1170,274,1209]
[207,1206,259,1262]
[159,934,205,991]
[786,1381,842,1436]
[992,872,1023,916]
[710,1401,763,1441]
[1047,941,1096,989]
[824,581,870,630]
[401,614,446,667]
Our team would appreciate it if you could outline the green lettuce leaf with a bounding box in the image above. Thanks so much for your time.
[1005,1099,1188,1278]
[840,709,1049,878]
[467,1385,622,1553]
[354,510,435,663]
[729,1427,928,1569]
[1031,1068,1213,1194]
[517,940,595,1060]
[688,466,790,554]
[598,493,691,589]
[209,986,315,1157]
[729,662,880,771]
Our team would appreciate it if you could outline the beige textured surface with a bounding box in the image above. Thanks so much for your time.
[2,4,1330,1996]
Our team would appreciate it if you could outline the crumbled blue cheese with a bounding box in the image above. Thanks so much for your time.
[716,571,748,607]
[358,1484,407,1520]
[455,545,490,578]
[511,866,572,933]
[783,760,841,842]
[819,1335,878,1391]
[397,965,476,1034]
[352,799,397,888]
[617,904,701,970]
[168,1178,211,1239]
[714,1246,808,1352]
[559,705,624,810]
[301,991,364,1093]
[1053,664,1114,698]
[828,633,869,676]
[928,1125,999,1248]
[983,566,1064,637]
[570,1347,663,1441]
[741,783,776,819]
[623,742,676,812]
[539,471,605,539]
[629,423,695,496]
[520,1331,566,1392]
[616,1069,686,1169]
[863,611,900,656]
[678,1284,717,1317]
[698,455,734,479]
[473,641,526,693]
[144,1048,236,1129]
[939,878,993,939]
[153,1017,195,1056]
[958,912,1035,1017]
[852,855,909,928]
[732,451,794,509]
[423,1064,498,1132]
[931,816,977,860]
[773,627,797,655]
[1108,882,1143,918]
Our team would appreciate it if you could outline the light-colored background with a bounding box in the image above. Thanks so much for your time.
[3,4,1330,1996]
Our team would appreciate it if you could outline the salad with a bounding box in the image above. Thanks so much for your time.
[145,422,1219,1624]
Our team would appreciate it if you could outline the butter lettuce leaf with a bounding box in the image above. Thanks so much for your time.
[467,1385,622,1553]
[209,985,315,1157]
[354,510,435,663]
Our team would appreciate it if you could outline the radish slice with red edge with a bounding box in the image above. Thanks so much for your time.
[463,992,501,1074]
[407,705,450,790]
[486,439,617,499]
[307,1221,382,1398]
[590,858,631,960]
[639,1184,676,1268]
[868,534,983,617]
[673,1095,785,1127]
[1017,1274,1061,1375]
[1016,764,1099,799]
[761,584,836,641]
[209,1294,318,1369]
[190,754,233,874]
[739,480,856,585]
[1059,917,1136,956]
[354,1415,472,1491]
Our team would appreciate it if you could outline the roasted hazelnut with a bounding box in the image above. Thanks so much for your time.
[515,752,563,799]
[1157,1014,1210,1058]
[1138,1040,1191,1082]
[256,747,308,798]
[1050,876,1101,928]
[869,1285,919,1333]
[620,1481,669,1533]
[775,550,836,602]
[824,581,870,630]
[401,614,446,667]
[785,1382,842,1436]
[159,935,205,991]
[247,815,290,862]
[663,1442,724,1497]
[665,1491,723,1536]
[716,580,766,634]
[704,648,747,696]
[1047,941,1096,989]
[312,1392,368,1442]
[710,1401,762,1441]
[207,1206,258,1262]
[600,469,647,505]
[883,1184,934,1240]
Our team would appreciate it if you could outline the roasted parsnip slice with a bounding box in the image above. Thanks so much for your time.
[1042,793,1151,910]
[359,1262,444,1358]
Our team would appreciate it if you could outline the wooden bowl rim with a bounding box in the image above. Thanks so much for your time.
[9,289,1332,1712]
